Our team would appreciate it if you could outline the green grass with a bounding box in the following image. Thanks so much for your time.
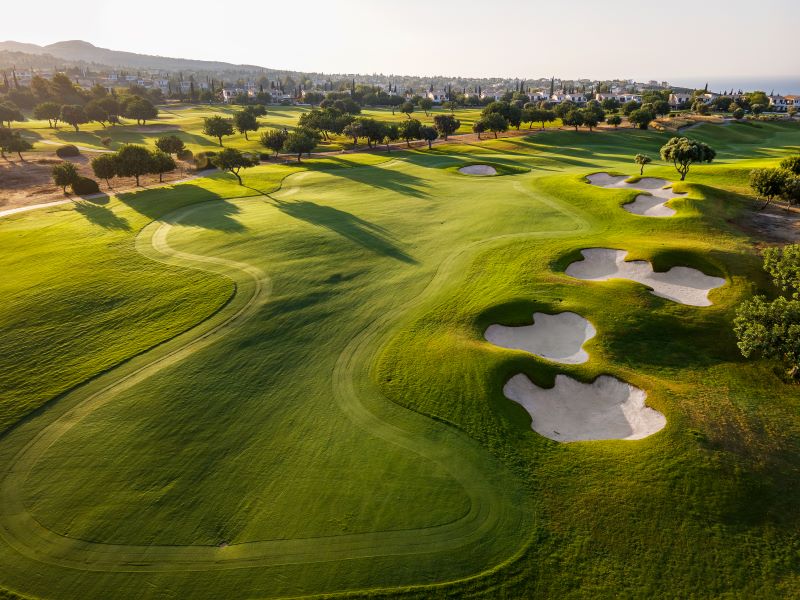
[0,121,799,599]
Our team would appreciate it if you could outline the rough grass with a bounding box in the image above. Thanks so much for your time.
[0,122,799,599]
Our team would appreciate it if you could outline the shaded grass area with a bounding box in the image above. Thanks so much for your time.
[1,122,799,599]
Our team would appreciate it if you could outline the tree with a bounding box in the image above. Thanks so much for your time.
[60,105,88,132]
[628,108,654,130]
[115,144,153,186]
[282,130,317,162]
[260,128,289,157]
[433,114,460,140]
[419,125,438,149]
[607,114,622,128]
[634,154,652,175]
[203,116,235,146]
[652,100,671,117]
[6,134,32,160]
[150,150,177,183]
[211,148,258,184]
[481,113,508,138]
[562,110,584,131]
[400,101,415,118]
[33,101,62,128]
[0,128,12,158]
[233,109,260,140]
[155,135,186,155]
[98,96,121,124]
[622,100,641,116]
[780,155,800,176]
[472,120,486,140]
[732,107,745,120]
[734,244,800,377]
[398,119,421,147]
[530,108,556,130]
[343,120,366,147]
[85,99,110,127]
[121,96,158,125]
[383,124,400,151]
[580,108,601,131]
[0,102,23,127]
[304,91,324,106]
[751,104,765,115]
[418,97,433,116]
[91,153,118,188]
[749,168,792,209]
[52,161,79,193]
[660,137,715,180]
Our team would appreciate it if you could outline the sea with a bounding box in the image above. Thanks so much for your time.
[672,77,800,95]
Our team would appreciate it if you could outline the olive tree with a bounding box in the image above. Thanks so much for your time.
[91,153,119,188]
[259,128,289,157]
[52,161,80,193]
[203,116,235,146]
[659,137,716,180]
[634,154,652,175]
[212,148,258,184]
[749,168,792,209]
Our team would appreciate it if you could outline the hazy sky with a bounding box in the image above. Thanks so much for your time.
[2,0,798,86]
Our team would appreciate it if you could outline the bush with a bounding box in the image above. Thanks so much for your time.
[194,151,217,170]
[177,148,194,162]
[100,137,112,147]
[56,144,80,158]
[71,176,100,195]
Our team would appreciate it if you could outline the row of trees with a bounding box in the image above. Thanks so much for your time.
[202,105,266,145]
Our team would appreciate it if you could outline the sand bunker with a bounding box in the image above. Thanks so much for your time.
[565,248,725,306]
[459,165,497,176]
[485,312,596,364]
[587,172,686,217]
[504,373,666,442]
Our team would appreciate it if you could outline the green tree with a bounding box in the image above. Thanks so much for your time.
[282,130,318,162]
[779,155,800,176]
[203,116,235,146]
[398,118,422,146]
[418,97,433,116]
[303,91,324,106]
[652,100,671,117]
[481,113,508,138]
[628,108,654,130]
[155,135,186,155]
[149,150,177,182]
[233,109,260,140]
[432,114,460,140]
[764,245,800,299]
[121,96,158,125]
[607,114,622,128]
[419,125,438,149]
[634,154,652,175]
[622,100,641,116]
[91,153,118,188]
[562,109,584,131]
[85,99,110,126]
[732,107,745,120]
[751,104,765,115]
[33,101,62,128]
[259,128,289,157]
[749,167,792,209]
[0,102,24,127]
[115,144,153,186]
[211,148,258,184]
[343,120,366,147]
[60,104,88,132]
[472,120,486,140]
[51,161,80,193]
[4,132,32,160]
[400,101,415,118]
[660,136,715,180]
[580,108,601,131]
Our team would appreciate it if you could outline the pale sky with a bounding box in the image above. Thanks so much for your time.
[2,0,798,86]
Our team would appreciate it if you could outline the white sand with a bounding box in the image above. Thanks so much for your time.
[504,373,666,442]
[459,165,497,176]
[565,248,725,307]
[485,312,596,364]
[587,172,686,217]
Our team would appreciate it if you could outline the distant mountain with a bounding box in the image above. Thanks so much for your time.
[0,40,266,73]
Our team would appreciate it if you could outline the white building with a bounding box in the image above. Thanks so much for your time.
[669,93,692,107]
[426,90,448,104]
[769,95,788,112]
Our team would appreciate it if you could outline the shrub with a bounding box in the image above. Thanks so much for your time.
[100,137,112,148]
[56,144,80,158]
[177,148,194,162]
[194,151,218,170]
[72,177,100,195]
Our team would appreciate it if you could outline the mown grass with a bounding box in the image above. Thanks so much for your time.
[0,121,798,599]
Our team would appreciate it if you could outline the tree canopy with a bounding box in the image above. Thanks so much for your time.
[659,137,715,180]
[211,148,258,184]
[203,116,235,146]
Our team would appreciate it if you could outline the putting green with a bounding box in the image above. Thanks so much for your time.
[1,122,800,599]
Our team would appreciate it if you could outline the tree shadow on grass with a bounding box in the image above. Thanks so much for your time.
[74,200,131,230]
[319,160,431,199]
[269,198,417,264]
[118,184,247,233]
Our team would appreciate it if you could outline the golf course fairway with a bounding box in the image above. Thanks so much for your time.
[1,122,799,599]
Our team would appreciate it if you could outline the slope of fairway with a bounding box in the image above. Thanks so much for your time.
[1,123,800,599]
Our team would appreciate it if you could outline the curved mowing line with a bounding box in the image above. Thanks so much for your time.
[0,169,590,585]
